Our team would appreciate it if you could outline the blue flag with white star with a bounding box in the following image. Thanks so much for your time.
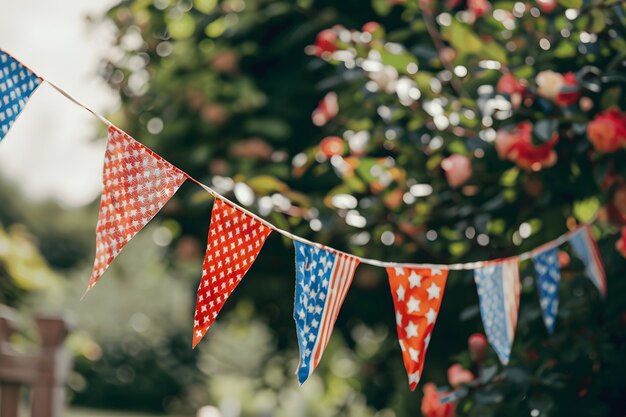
[0,50,42,141]
[293,241,359,384]
[474,259,520,365]
[532,247,560,334]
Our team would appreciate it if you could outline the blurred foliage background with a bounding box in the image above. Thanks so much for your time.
[2,0,626,416]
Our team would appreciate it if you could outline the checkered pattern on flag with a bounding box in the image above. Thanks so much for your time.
[193,198,272,347]
[293,242,359,384]
[87,126,186,293]
[569,225,607,298]
[474,259,521,365]
[0,50,42,141]
[386,266,448,390]
[532,247,560,334]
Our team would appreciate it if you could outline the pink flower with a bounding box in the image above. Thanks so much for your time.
[587,108,626,152]
[468,0,491,17]
[441,154,472,188]
[311,92,339,127]
[556,72,580,106]
[537,0,557,13]
[468,333,488,363]
[421,383,456,417]
[495,122,558,171]
[447,364,474,388]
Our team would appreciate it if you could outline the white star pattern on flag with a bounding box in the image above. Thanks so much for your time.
[474,259,520,365]
[86,126,186,294]
[386,266,449,390]
[0,50,41,140]
[408,271,422,288]
[193,198,272,347]
[294,241,359,384]
[532,247,560,334]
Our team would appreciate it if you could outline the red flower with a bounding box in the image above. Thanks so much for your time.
[313,29,337,57]
[447,364,474,388]
[495,122,558,171]
[319,136,345,157]
[556,72,580,106]
[421,383,456,417]
[468,333,488,363]
[468,0,491,17]
[537,0,557,13]
[587,108,626,152]
[311,92,339,127]
[496,73,526,96]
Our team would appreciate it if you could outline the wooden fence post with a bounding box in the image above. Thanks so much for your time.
[0,306,74,417]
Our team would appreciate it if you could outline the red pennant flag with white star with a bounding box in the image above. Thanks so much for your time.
[193,198,272,347]
[86,126,186,294]
[386,266,449,390]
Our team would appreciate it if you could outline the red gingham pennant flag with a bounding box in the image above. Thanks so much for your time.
[86,126,186,294]
[386,266,449,390]
[193,198,272,347]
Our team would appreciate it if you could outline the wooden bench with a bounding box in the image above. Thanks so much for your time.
[0,306,73,417]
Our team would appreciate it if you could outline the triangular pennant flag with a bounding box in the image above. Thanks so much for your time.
[193,198,272,347]
[0,50,42,141]
[86,126,186,293]
[386,266,449,390]
[532,247,560,334]
[293,241,359,384]
[474,259,521,365]
[568,225,607,297]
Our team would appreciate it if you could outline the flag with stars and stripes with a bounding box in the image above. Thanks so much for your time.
[386,266,448,390]
[532,247,560,334]
[193,198,272,347]
[0,50,42,141]
[474,259,521,365]
[569,225,607,298]
[293,241,359,384]
[86,126,186,294]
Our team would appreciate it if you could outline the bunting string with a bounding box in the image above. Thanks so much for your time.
[0,47,610,388]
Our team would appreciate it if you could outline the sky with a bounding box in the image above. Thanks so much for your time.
[0,0,119,207]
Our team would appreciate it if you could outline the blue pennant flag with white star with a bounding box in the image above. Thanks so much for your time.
[0,50,42,141]
[532,247,560,334]
[474,259,521,365]
[293,241,359,384]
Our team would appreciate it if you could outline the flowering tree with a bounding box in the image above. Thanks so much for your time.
[305,0,626,416]
[99,0,626,415]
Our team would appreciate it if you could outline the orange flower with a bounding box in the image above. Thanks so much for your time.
[319,136,345,157]
[421,383,456,417]
[587,108,626,152]
[495,122,558,171]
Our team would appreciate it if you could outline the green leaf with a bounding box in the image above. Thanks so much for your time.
[444,21,483,55]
